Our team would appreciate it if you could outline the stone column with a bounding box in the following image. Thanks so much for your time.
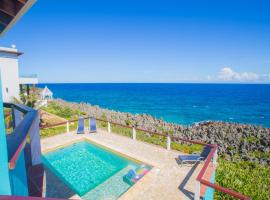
[132,128,136,140]
[167,135,171,150]
[108,122,111,133]
[66,121,70,133]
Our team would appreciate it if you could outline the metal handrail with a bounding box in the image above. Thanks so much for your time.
[40,116,251,200]
[196,145,250,200]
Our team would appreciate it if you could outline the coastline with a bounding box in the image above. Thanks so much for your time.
[52,98,270,165]
[37,83,270,128]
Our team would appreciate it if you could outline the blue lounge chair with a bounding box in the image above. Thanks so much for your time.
[89,117,97,133]
[177,145,212,166]
[77,117,85,134]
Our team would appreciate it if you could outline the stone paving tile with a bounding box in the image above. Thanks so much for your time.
[41,129,203,200]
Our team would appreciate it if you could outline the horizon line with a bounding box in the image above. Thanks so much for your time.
[37,82,270,85]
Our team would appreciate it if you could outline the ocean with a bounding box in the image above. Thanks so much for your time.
[38,83,270,127]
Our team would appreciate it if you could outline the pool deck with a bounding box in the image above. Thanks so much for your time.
[41,129,203,200]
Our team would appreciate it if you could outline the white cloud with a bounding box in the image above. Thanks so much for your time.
[218,67,260,82]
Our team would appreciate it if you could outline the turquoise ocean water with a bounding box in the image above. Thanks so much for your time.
[38,83,270,127]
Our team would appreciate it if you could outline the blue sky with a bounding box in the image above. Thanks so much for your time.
[1,0,270,83]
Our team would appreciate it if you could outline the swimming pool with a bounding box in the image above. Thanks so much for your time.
[42,140,150,199]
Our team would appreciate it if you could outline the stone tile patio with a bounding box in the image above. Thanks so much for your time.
[41,129,203,200]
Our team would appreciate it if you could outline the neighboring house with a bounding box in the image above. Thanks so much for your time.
[0,46,38,102]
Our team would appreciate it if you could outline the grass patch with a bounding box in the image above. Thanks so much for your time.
[111,124,132,137]
[42,102,86,120]
[215,159,270,200]
[40,122,77,138]
[102,123,202,153]
[136,130,166,148]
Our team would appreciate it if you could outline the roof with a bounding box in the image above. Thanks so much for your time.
[0,0,36,36]
[40,86,53,96]
[0,46,23,56]
[19,75,38,84]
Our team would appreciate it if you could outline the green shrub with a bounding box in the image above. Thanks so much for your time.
[250,151,270,160]
[136,130,166,148]
[97,120,107,130]
[171,142,203,154]
[215,159,270,200]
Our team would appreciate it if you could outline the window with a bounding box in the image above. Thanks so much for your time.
[6,88,8,93]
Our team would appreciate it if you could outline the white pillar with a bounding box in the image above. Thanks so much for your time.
[195,181,201,200]
[108,122,111,133]
[167,135,171,150]
[213,148,218,165]
[132,128,136,140]
[66,121,70,133]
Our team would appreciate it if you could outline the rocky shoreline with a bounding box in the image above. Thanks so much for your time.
[53,99,270,165]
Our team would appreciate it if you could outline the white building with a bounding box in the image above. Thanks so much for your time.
[0,46,38,102]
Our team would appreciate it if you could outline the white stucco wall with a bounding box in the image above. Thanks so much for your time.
[0,48,20,102]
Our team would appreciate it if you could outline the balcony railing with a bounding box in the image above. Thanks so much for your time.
[3,103,42,197]
[19,74,38,78]
[4,103,41,169]
[40,116,251,200]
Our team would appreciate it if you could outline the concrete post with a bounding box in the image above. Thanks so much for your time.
[195,181,201,200]
[167,135,171,150]
[66,121,70,133]
[29,115,42,165]
[108,122,111,133]
[132,127,136,140]
[213,148,218,165]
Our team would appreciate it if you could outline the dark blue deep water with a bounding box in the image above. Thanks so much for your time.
[38,83,270,127]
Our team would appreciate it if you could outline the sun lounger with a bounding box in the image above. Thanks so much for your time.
[77,117,85,134]
[177,155,204,165]
[89,117,97,133]
[177,145,212,166]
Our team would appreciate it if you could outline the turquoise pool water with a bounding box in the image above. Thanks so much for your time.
[42,141,147,199]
